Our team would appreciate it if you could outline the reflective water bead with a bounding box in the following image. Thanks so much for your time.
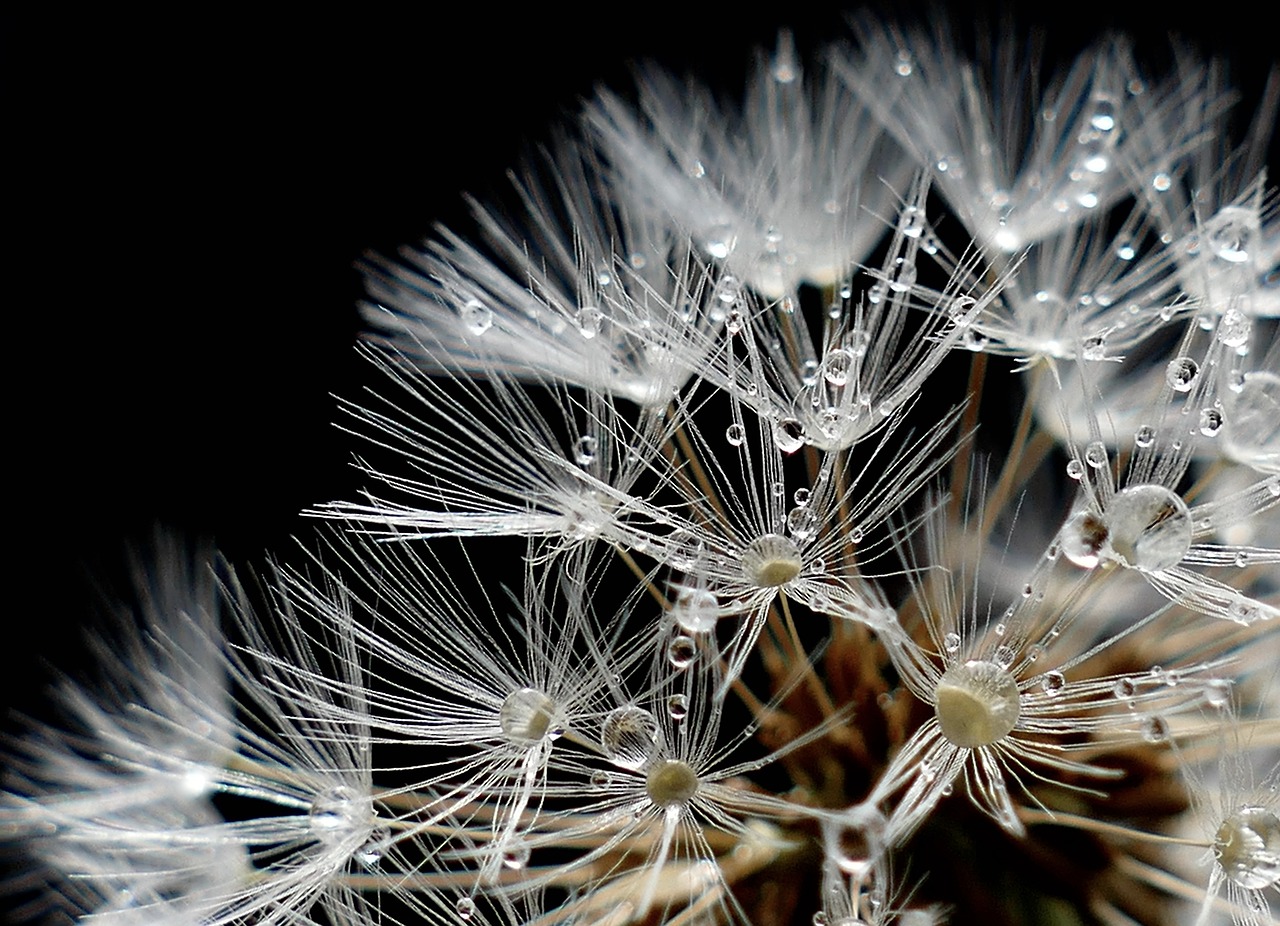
[460,299,493,335]
[1198,407,1224,437]
[673,587,719,634]
[949,295,978,325]
[943,632,962,654]
[1081,334,1107,361]
[1223,371,1279,466]
[725,308,745,335]
[1215,807,1280,889]
[1065,459,1085,480]
[934,660,1021,748]
[786,505,820,541]
[574,435,598,466]
[456,896,477,920]
[888,257,917,292]
[310,785,368,845]
[1104,484,1192,572]
[1152,172,1172,192]
[846,328,870,357]
[1206,206,1257,264]
[499,688,560,743]
[793,487,810,506]
[705,224,735,259]
[601,706,660,769]
[1085,441,1108,468]
[502,843,531,869]
[1090,95,1117,132]
[667,694,689,722]
[899,204,924,238]
[1216,308,1250,347]
[667,635,697,669]
[773,417,806,453]
[725,422,745,447]
[1134,425,1155,448]
[822,348,855,386]
[1114,678,1137,699]
[1041,671,1066,696]
[964,327,989,351]
[1060,510,1109,568]
[1141,716,1169,743]
[1165,356,1200,392]
[576,306,604,338]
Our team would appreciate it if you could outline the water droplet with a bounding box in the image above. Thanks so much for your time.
[576,306,604,339]
[1090,96,1117,132]
[949,295,978,325]
[1060,510,1108,568]
[590,769,611,789]
[672,587,718,634]
[601,707,660,769]
[793,487,810,506]
[461,299,493,335]
[1215,807,1280,889]
[1066,459,1085,480]
[1199,407,1224,437]
[964,327,989,351]
[725,308,745,335]
[1134,425,1155,448]
[1114,678,1137,699]
[502,843,531,869]
[1207,206,1256,264]
[725,422,745,447]
[1141,716,1169,743]
[575,434,598,466]
[1105,484,1192,572]
[1165,356,1200,392]
[786,505,820,541]
[668,635,697,669]
[773,417,805,453]
[456,896,477,920]
[1216,308,1250,348]
[705,224,735,259]
[899,204,924,238]
[500,688,560,743]
[846,329,870,357]
[894,50,913,76]
[943,632,962,654]
[310,785,367,845]
[1041,671,1066,695]
[822,348,855,386]
[1152,172,1172,192]
[1204,679,1232,709]
[1115,242,1136,261]
[667,694,689,721]
[994,645,1016,669]
[1085,441,1108,468]
[1082,334,1107,361]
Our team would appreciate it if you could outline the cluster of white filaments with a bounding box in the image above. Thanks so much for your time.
[4,18,1278,926]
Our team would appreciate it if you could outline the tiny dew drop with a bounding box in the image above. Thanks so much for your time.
[1041,671,1066,695]
[943,632,962,654]
[1216,307,1250,348]
[1066,459,1085,480]
[460,299,493,335]
[668,694,689,721]
[456,896,477,920]
[501,843,531,870]
[786,505,819,541]
[1141,716,1169,743]
[1114,678,1137,699]
[1165,356,1200,392]
[1081,334,1106,361]
[576,306,604,339]
[574,434,599,466]
[1198,407,1224,437]
[668,635,697,669]
[1084,441,1108,468]
[1134,425,1155,448]
[773,417,806,453]
[725,422,745,447]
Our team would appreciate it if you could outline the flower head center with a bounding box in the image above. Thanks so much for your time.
[934,660,1021,748]
[646,759,700,806]
[741,533,803,587]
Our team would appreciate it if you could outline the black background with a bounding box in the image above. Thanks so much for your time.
[6,4,1275,721]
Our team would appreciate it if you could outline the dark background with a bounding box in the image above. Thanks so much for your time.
[6,4,1275,719]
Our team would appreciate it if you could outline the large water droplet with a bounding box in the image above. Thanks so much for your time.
[672,587,718,634]
[773,417,805,453]
[667,635,697,669]
[1206,206,1257,264]
[1105,484,1192,572]
[499,688,560,743]
[1216,807,1280,890]
[601,706,660,770]
[1222,371,1279,466]
[787,505,820,541]
[1060,510,1109,568]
